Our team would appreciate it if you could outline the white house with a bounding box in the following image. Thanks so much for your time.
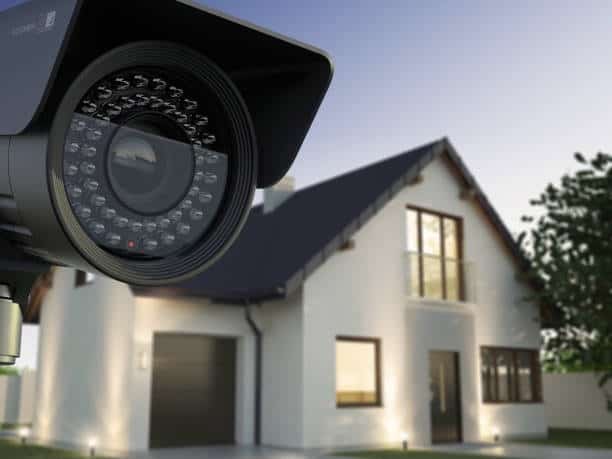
[32,138,547,453]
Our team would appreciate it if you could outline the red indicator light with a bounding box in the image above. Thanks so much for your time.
[128,241,136,249]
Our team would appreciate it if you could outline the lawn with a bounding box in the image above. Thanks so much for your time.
[518,428,612,449]
[0,439,113,458]
[334,450,518,459]
[0,422,31,430]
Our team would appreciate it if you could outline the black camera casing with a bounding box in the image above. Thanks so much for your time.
[0,0,333,285]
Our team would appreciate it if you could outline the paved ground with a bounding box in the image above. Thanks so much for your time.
[121,444,612,459]
[124,446,324,459]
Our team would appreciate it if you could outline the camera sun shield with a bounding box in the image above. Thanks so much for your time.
[0,0,333,187]
[0,0,333,286]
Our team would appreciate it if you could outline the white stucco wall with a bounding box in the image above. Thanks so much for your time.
[0,376,22,425]
[18,370,36,425]
[404,305,480,445]
[130,289,310,450]
[259,293,304,448]
[131,295,257,449]
[33,267,309,452]
[34,268,136,452]
[544,372,612,431]
[0,370,36,425]
[300,156,546,448]
[32,154,546,452]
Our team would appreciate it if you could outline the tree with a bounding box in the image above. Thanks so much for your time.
[519,152,612,407]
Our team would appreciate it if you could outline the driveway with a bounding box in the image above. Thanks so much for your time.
[124,446,326,459]
[122,444,612,459]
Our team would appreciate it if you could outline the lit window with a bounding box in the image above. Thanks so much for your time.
[336,337,382,407]
[481,347,542,404]
[406,207,463,301]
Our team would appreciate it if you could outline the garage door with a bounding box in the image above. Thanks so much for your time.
[149,333,237,448]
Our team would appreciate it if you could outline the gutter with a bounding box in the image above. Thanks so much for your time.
[244,300,262,446]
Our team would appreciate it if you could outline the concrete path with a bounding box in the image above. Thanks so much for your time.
[121,443,612,459]
[124,446,325,459]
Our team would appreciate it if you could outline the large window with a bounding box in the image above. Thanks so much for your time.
[406,206,463,301]
[481,347,542,404]
[336,337,382,408]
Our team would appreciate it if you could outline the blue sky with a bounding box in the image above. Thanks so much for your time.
[198,0,612,232]
[4,0,612,366]
[3,0,610,230]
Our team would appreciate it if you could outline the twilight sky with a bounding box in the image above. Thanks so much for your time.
[2,0,610,231]
[4,0,612,367]
[197,0,612,232]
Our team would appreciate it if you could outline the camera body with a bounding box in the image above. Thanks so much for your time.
[0,0,333,286]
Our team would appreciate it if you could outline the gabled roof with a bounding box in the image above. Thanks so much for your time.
[134,138,528,302]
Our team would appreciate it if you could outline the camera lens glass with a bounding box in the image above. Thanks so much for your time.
[62,69,230,259]
[107,115,194,215]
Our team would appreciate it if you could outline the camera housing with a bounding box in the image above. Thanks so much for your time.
[0,0,333,286]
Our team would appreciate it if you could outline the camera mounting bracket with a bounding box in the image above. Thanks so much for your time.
[0,237,49,366]
[0,236,49,307]
[0,285,23,366]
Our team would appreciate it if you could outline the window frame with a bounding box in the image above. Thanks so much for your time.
[406,205,465,301]
[480,346,543,405]
[335,336,383,409]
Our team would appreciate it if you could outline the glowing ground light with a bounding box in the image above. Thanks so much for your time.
[18,427,30,445]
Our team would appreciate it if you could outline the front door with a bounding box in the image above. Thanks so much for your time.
[429,351,462,444]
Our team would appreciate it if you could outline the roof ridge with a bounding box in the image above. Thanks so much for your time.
[252,138,446,212]
[133,137,535,303]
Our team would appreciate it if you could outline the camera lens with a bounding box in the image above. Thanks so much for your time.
[61,68,231,259]
[46,42,257,285]
[107,115,194,215]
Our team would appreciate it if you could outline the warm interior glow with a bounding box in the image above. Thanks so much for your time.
[336,339,378,404]
[405,208,462,301]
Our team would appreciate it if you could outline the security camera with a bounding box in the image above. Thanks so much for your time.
[0,0,333,286]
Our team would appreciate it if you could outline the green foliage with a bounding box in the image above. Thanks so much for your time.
[542,356,612,375]
[0,439,114,458]
[519,152,612,385]
[519,428,612,449]
[0,423,31,430]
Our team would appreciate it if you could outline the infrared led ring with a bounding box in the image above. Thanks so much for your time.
[48,42,257,285]
[63,69,227,259]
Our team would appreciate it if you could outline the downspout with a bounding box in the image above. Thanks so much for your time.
[244,300,262,446]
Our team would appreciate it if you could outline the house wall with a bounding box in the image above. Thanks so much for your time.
[32,268,305,452]
[0,371,36,425]
[30,154,546,452]
[131,295,257,449]
[0,375,21,425]
[19,370,37,425]
[98,287,305,450]
[33,268,136,453]
[544,372,612,431]
[301,156,546,448]
[259,292,304,448]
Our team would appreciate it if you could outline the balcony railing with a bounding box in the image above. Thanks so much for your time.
[404,251,477,304]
